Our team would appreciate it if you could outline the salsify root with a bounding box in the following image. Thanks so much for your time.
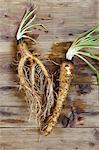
[42,24,99,135]
[16,4,99,135]
[16,5,54,127]
[42,61,74,135]
[17,41,54,124]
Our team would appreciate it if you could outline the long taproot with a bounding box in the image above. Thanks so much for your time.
[42,61,74,135]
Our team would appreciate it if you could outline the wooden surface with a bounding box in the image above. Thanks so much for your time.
[0,0,99,149]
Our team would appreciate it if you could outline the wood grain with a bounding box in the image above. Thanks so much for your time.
[0,128,99,150]
[1,105,99,128]
[0,0,99,149]
[0,84,98,106]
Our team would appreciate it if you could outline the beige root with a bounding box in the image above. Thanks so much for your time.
[17,41,54,125]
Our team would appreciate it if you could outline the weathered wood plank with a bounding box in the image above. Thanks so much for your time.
[69,84,99,105]
[0,0,99,150]
[0,84,98,106]
[0,67,97,85]
[0,42,98,86]
[0,84,98,127]
[1,105,99,128]
[0,128,99,150]
[0,0,98,43]
[0,87,24,106]
[0,106,38,127]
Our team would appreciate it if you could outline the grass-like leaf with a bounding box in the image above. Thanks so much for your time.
[77,51,99,61]
[16,5,47,42]
[66,24,99,83]
[76,54,99,84]
[66,24,99,60]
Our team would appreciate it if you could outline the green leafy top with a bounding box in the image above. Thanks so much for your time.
[16,5,47,43]
[66,24,99,83]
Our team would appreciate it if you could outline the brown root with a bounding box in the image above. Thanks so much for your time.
[42,61,74,135]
